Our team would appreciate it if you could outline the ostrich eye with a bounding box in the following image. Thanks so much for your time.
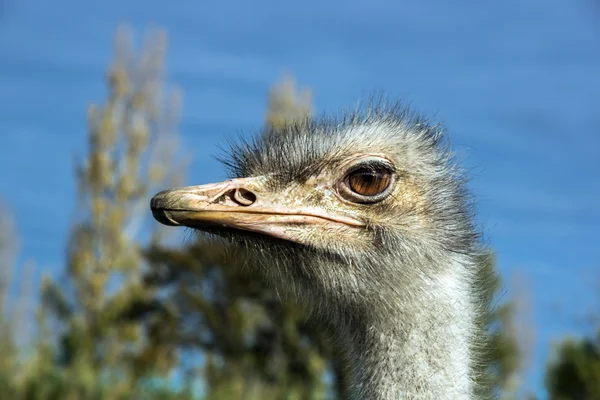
[348,170,391,196]
[338,160,396,204]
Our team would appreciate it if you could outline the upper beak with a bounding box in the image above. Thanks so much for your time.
[150,177,364,243]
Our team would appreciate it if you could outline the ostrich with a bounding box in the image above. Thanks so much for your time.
[150,103,486,399]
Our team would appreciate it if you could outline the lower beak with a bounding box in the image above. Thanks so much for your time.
[150,178,364,243]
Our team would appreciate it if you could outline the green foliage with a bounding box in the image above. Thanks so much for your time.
[143,241,332,400]
[47,23,182,386]
[45,25,185,397]
[475,252,522,399]
[0,25,190,400]
[545,332,600,399]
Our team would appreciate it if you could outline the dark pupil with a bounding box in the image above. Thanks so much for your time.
[348,170,391,196]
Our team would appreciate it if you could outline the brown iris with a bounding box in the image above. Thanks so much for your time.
[347,169,392,196]
[337,158,396,204]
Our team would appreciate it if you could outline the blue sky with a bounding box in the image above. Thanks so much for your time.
[1,0,599,397]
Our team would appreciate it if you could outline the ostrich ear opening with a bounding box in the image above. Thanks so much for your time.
[150,178,365,244]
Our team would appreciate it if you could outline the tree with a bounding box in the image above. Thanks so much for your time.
[0,204,22,397]
[265,73,312,131]
[545,332,600,399]
[144,243,332,400]
[0,201,44,398]
[38,24,187,399]
[543,261,600,399]
[475,251,523,399]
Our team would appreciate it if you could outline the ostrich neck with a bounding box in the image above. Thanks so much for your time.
[338,259,476,400]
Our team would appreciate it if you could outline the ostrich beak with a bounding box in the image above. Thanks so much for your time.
[150,178,364,243]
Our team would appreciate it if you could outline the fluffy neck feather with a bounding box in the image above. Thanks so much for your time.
[226,236,480,399]
[338,261,476,399]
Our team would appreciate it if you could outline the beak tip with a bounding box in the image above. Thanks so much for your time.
[150,190,171,210]
[151,190,181,226]
[151,209,180,227]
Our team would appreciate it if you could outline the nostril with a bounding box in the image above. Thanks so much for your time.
[232,188,256,206]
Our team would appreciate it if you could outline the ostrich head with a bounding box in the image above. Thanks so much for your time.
[151,104,482,399]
